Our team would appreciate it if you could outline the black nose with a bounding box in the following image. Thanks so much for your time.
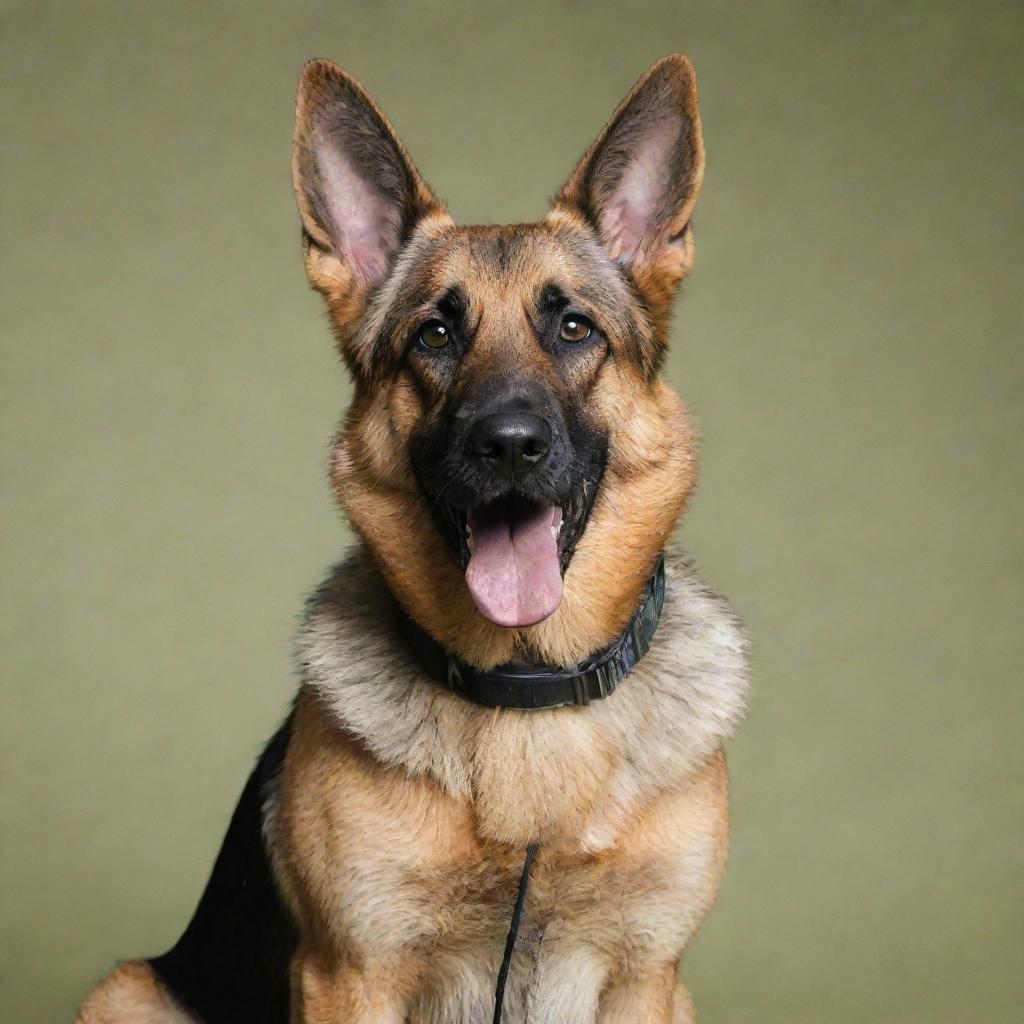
[469,412,551,477]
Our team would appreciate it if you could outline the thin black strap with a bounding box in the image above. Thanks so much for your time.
[493,843,538,1024]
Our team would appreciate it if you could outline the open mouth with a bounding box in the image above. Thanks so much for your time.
[408,385,609,630]
[419,454,604,630]
[464,494,564,628]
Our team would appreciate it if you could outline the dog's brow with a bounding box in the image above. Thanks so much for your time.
[537,283,571,315]
[436,286,467,321]
[425,283,483,348]
[523,282,572,340]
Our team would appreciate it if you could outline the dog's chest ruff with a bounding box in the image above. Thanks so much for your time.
[296,548,748,849]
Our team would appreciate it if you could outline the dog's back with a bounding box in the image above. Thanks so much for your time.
[78,720,295,1023]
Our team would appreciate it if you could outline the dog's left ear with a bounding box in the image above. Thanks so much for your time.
[553,54,705,309]
[292,59,442,295]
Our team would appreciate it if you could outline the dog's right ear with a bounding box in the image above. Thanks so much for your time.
[292,60,441,295]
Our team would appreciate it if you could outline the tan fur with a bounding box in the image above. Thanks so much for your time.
[295,550,746,847]
[291,57,708,671]
[274,56,739,1020]
[272,692,729,1024]
[78,54,745,1023]
[264,547,746,1022]
[75,961,195,1024]
[333,226,698,670]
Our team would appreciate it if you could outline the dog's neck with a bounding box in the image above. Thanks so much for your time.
[297,547,749,847]
[394,555,666,710]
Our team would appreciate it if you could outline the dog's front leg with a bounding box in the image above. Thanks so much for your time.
[596,967,695,1024]
[524,931,610,1024]
[291,948,416,1024]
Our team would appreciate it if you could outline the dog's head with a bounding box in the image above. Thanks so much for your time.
[293,55,704,667]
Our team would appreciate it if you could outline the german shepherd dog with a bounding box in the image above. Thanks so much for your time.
[77,54,748,1024]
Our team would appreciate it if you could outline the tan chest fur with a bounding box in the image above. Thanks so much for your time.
[274,696,728,1024]
[265,551,747,1023]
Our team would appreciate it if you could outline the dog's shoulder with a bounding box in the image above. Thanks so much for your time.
[630,548,750,760]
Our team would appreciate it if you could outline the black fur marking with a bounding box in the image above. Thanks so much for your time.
[149,713,297,1023]
[409,368,608,576]
[538,283,569,313]
[493,232,512,271]
[436,285,467,324]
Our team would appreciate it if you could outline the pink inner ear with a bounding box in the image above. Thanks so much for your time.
[316,134,402,286]
[599,117,681,264]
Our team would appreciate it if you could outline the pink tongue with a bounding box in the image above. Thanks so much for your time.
[465,502,563,628]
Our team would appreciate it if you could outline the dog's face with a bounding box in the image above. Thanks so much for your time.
[293,56,704,666]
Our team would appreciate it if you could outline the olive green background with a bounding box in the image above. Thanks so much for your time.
[3,1,1022,1020]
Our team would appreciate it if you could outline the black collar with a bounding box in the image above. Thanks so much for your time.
[398,554,666,710]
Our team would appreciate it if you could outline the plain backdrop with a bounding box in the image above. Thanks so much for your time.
[3,2,1022,1021]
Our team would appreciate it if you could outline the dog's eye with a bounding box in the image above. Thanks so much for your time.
[559,315,593,343]
[417,320,450,351]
